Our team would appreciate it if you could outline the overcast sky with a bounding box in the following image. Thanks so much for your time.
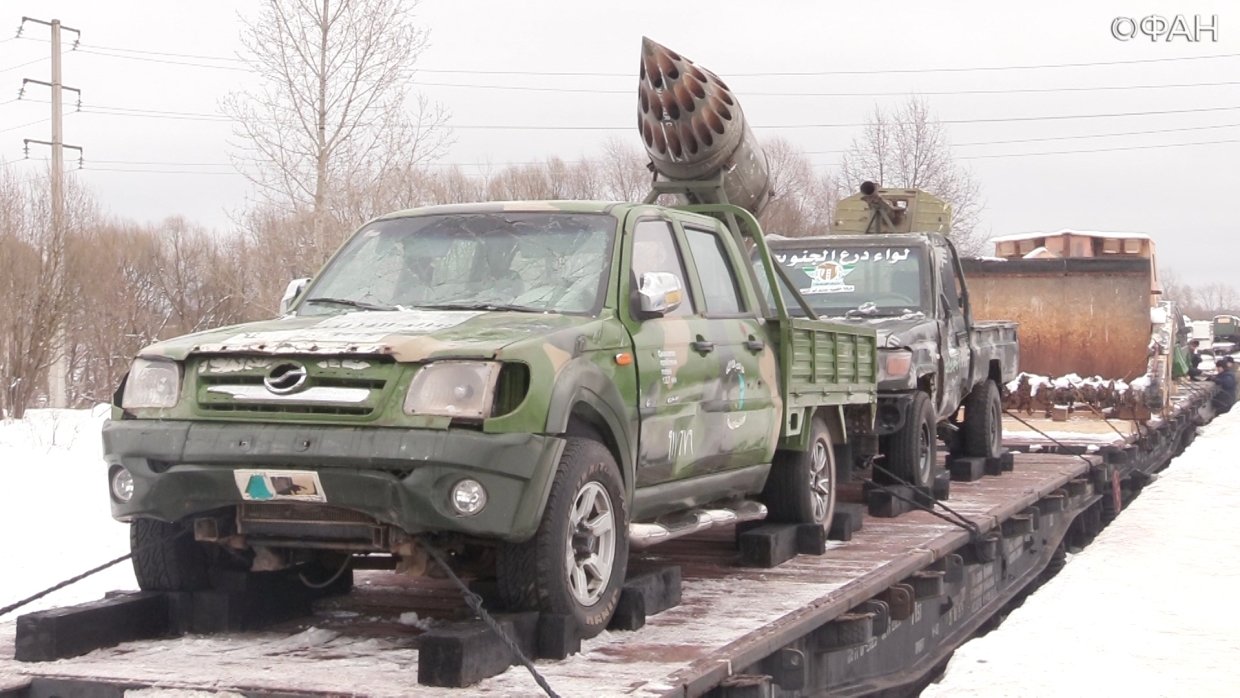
[1,0,1236,284]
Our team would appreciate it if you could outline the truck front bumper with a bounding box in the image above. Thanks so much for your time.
[103,420,565,542]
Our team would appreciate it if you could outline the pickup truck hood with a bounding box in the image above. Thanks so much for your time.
[140,309,598,363]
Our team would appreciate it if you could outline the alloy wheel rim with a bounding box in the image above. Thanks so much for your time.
[917,422,932,484]
[809,439,832,522]
[564,481,616,607]
[989,394,1003,454]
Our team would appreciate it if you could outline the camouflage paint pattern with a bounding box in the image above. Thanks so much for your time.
[108,200,876,542]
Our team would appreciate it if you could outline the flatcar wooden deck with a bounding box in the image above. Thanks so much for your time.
[0,452,1095,698]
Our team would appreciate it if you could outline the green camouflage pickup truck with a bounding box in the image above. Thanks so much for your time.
[105,199,876,635]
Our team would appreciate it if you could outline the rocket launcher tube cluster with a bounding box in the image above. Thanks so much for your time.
[638,37,772,216]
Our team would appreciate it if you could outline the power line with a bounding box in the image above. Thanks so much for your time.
[54,102,1240,129]
[78,107,229,122]
[36,135,1238,175]
[957,137,1240,160]
[87,158,235,166]
[25,37,1240,77]
[74,48,250,72]
[413,52,1240,77]
[78,42,244,63]
[0,117,50,134]
[75,121,1240,166]
[14,120,1240,170]
[420,105,1240,130]
[76,166,243,175]
[19,98,228,120]
[413,78,1240,97]
[950,122,1240,148]
[1,57,47,74]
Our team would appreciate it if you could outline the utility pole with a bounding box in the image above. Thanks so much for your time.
[18,17,81,409]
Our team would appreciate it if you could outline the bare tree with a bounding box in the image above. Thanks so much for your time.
[0,168,94,418]
[1196,282,1239,317]
[759,137,845,237]
[841,97,984,253]
[597,137,652,202]
[224,0,451,242]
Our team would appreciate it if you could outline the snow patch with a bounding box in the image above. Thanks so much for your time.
[0,408,135,616]
[926,411,1240,696]
[398,612,438,631]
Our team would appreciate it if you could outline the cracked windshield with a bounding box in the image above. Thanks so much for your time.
[300,212,615,315]
[770,245,926,317]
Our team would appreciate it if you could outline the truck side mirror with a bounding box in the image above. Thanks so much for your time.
[638,272,684,316]
[279,278,311,315]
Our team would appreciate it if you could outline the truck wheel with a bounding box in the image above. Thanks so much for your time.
[884,392,936,488]
[497,438,629,639]
[962,380,1004,459]
[130,518,211,591]
[762,416,835,526]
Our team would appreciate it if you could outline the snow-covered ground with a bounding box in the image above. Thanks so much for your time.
[0,407,137,617]
[925,409,1240,697]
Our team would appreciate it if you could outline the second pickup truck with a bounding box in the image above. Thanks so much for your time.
[766,183,1018,488]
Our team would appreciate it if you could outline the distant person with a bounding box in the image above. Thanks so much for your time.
[1187,340,1204,380]
[1211,356,1236,414]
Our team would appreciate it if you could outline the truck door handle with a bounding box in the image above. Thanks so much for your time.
[692,338,716,354]
[745,337,766,352]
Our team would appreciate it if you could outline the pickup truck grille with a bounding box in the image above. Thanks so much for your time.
[192,355,398,420]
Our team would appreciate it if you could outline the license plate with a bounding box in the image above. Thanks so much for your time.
[234,469,326,503]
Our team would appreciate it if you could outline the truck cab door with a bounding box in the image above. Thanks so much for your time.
[675,220,781,474]
[936,245,971,419]
[622,217,716,487]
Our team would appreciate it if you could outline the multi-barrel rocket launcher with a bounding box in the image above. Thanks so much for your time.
[635,37,823,321]
[636,37,772,216]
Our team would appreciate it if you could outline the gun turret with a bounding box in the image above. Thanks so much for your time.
[637,37,771,216]
[831,182,953,235]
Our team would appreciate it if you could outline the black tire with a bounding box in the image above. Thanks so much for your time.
[130,518,211,591]
[961,380,1003,459]
[884,391,936,488]
[497,438,629,638]
[762,416,836,526]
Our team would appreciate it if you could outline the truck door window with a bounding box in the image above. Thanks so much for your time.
[939,251,960,311]
[684,227,746,315]
[632,220,695,316]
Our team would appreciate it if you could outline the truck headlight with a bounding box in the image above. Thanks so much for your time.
[121,357,182,409]
[404,361,500,419]
[878,349,913,383]
[450,479,488,516]
[110,466,134,502]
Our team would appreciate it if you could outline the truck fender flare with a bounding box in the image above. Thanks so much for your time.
[544,358,637,500]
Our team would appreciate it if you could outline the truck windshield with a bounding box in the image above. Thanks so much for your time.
[299,212,616,316]
[768,244,926,317]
